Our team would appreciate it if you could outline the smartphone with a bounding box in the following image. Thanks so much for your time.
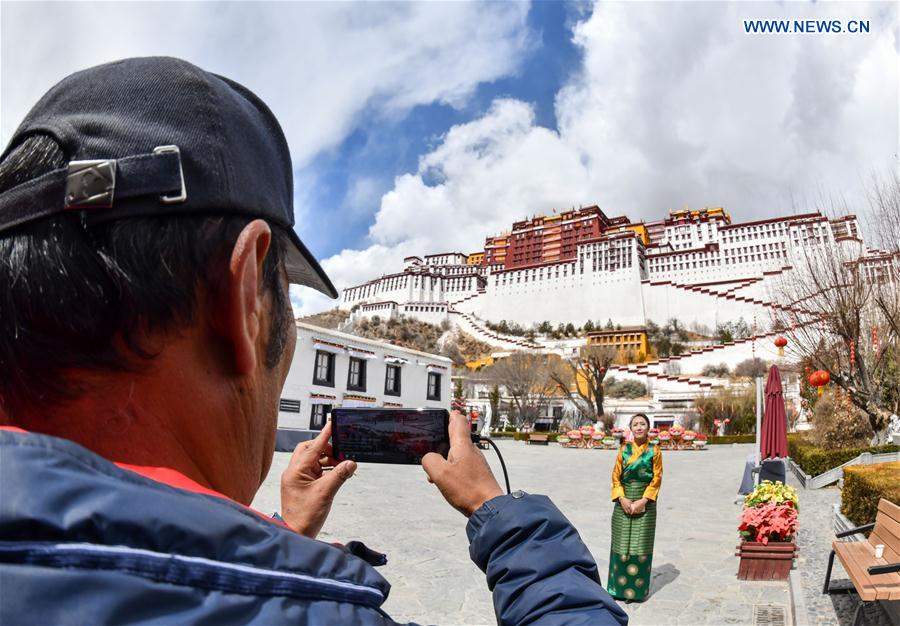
[330,408,450,465]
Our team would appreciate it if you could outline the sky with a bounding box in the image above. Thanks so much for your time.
[2,1,898,316]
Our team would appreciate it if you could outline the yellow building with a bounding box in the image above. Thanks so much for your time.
[669,206,731,223]
[466,252,485,265]
[586,327,649,364]
[465,356,496,370]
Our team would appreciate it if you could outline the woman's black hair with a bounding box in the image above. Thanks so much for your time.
[630,413,650,428]
[0,134,292,418]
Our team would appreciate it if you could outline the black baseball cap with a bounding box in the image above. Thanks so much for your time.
[0,56,337,298]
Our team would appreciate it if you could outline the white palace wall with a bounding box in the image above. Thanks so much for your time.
[339,212,871,345]
[641,282,767,330]
[478,263,646,326]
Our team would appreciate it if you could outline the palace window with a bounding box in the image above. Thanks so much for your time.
[385,365,402,396]
[310,404,330,431]
[427,372,442,401]
[313,350,335,387]
[347,357,367,391]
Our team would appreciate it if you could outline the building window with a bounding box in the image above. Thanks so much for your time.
[310,404,330,430]
[427,372,442,401]
[313,350,335,387]
[279,398,301,413]
[347,357,367,391]
[385,365,402,396]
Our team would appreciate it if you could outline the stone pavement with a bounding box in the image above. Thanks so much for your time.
[254,442,790,625]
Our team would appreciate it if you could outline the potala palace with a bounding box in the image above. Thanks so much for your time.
[339,205,880,395]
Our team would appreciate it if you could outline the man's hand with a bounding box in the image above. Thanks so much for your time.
[618,497,633,514]
[422,411,503,517]
[630,498,648,515]
[280,422,356,538]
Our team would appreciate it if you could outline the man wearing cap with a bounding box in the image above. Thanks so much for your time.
[0,57,626,625]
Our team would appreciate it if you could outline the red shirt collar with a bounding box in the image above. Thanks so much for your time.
[0,426,290,530]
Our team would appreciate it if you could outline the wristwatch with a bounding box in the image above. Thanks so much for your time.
[511,490,526,499]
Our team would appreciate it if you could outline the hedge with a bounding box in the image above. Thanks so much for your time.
[707,435,756,445]
[488,432,560,442]
[489,432,752,445]
[788,435,899,477]
[841,461,900,527]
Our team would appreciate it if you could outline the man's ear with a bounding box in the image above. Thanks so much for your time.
[219,220,272,375]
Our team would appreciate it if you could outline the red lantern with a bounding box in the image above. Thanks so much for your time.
[808,370,830,396]
[774,336,788,357]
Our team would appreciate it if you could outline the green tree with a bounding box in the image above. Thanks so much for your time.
[489,385,501,423]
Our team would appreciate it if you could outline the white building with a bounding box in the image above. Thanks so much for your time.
[340,206,886,390]
[276,322,452,450]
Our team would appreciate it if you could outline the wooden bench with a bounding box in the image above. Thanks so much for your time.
[824,498,900,626]
[527,434,549,445]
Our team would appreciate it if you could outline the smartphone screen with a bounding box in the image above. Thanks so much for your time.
[331,408,450,465]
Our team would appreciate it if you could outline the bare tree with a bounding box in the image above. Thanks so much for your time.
[771,177,900,441]
[868,173,900,339]
[548,344,618,426]
[481,352,559,427]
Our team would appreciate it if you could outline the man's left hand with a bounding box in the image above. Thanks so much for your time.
[280,422,356,538]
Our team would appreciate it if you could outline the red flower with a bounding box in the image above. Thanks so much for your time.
[739,502,798,544]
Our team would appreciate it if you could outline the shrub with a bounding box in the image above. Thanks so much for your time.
[605,379,648,398]
[702,363,730,377]
[707,435,756,445]
[841,461,900,527]
[809,390,873,449]
[788,434,899,477]
[693,387,756,435]
[734,358,767,378]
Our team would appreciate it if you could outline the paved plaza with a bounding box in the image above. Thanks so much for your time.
[255,442,803,625]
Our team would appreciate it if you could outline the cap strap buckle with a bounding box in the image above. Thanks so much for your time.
[152,145,187,204]
[65,160,116,209]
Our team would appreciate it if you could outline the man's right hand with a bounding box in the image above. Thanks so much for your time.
[422,411,503,517]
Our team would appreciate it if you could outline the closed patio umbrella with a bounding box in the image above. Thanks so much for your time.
[761,365,789,460]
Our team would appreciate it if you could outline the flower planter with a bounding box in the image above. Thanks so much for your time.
[735,542,796,580]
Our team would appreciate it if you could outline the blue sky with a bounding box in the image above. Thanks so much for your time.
[301,1,590,260]
[2,1,897,316]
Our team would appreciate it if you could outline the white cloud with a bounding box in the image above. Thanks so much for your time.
[291,240,422,317]
[1,2,530,167]
[316,1,898,316]
[2,2,532,318]
[344,176,387,218]
[559,1,898,219]
[371,99,594,251]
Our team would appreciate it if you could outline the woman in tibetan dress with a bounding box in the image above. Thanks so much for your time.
[607,413,663,601]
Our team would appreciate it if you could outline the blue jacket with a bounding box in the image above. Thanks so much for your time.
[0,429,627,625]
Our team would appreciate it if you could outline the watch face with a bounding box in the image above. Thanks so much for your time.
[511,490,526,499]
